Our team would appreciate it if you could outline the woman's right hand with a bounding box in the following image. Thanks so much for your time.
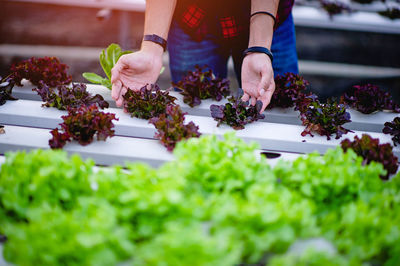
[111,42,163,107]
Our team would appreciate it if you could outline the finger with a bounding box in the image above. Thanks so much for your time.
[260,81,275,113]
[111,80,122,101]
[111,63,123,85]
[241,93,250,102]
[256,69,270,96]
[250,96,257,106]
[111,54,130,83]
[116,86,128,107]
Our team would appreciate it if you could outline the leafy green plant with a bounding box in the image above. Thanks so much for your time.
[269,248,349,266]
[162,133,318,262]
[33,82,109,110]
[341,134,398,180]
[83,43,132,89]
[0,149,94,225]
[3,199,134,266]
[0,150,133,265]
[123,84,177,119]
[273,146,400,263]
[273,147,385,210]
[49,104,118,149]
[149,105,201,151]
[172,65,230,107]
[2,134,400,265]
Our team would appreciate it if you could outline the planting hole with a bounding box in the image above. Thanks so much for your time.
[260,151,281,159]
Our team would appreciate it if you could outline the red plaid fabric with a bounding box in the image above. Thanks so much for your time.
[182,4,205,28]
[176,0,294,41]
[219,16,239,38]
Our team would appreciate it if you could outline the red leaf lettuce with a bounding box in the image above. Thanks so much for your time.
[340,84,400,114]
[123,84,177,119]
[341,134,398,180]
[210,93,265,130]
[383,117,400,147]
[49,105,118,149]
[149,105,201,151]
[33,82,109,110]
[172,65,230,107]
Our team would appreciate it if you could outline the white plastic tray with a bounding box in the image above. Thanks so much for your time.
[11,83,398,132]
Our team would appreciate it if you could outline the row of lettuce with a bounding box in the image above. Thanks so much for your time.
[1,47,400,151]
[0,133,400,265]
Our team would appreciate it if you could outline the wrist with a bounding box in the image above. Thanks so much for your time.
[141,41,164,57]
[243,46,273,63]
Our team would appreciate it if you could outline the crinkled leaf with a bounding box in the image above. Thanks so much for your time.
[268,73,310,109]
[173,65,230,107]
[149,105,201,151]
[341,134,399,180]
[0,75,18,106]
[340,84,400,114]
[33,82,109,110]
[210,93,265,130]
[10,56,72,87]
[123,84,177,120]
[383,117,400,146]
[300,98,352,140]
[49,104,118,148]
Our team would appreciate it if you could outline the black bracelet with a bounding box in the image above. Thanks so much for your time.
[243,46,273,63]
[250,11,276,25]
[143,34,167,52]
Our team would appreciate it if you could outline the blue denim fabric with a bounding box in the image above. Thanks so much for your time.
[167,13,298,85]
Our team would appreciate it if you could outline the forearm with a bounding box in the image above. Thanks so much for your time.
[249,0,279,48]
[142,0,177,53]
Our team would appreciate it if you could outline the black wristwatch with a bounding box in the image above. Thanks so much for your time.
[243,46,273,63]
[143,34,167,52]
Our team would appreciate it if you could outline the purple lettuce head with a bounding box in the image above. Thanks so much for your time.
[341,134,399,180]
[340,84,400,114]
[300,99,352,140]
[10,57,72,87]
[0,75,18,106]
[33,82,108,111]
[383,117,400,147]
[49,104,117,149]
[269,73,310,109]
[123,84,177,120]
[210,91,265,130]
[172,65,230,107]
[149,105,201,151]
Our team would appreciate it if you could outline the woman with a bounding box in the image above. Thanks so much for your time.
[111,0,298,113]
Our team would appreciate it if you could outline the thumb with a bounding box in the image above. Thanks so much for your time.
[111,55,131,84]
[111,62,123,85]
[256,68,270,97]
